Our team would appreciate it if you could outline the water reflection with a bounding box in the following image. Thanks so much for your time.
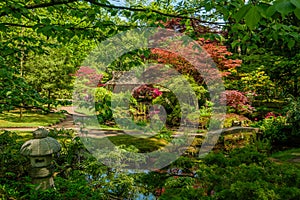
[85,168,197,199]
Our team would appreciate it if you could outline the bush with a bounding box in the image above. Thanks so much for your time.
[94,87,113,123]
[220,90,254,114]
[196,145,300,199]
[256,116,290,146]
[285,97,300,138]
[0,131,30,179]
[217,180,279,200]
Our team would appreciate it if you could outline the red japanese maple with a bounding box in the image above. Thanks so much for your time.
[149,38,242,84]
[74,66,103,87]
[220,90,254,113]
[149,18,241,84]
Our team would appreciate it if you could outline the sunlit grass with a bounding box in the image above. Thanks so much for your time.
[83,134,168,153]
[108,135,168,152]
[0,110,66,128]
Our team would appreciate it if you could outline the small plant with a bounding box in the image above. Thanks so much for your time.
[132,85,162,101]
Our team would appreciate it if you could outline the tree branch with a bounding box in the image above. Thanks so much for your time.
[86,0,226,25]
[1,0,226,26]
[1,22,139,30]
[0,0,78,17]
[25,0,78,9]
[2,23,33,28]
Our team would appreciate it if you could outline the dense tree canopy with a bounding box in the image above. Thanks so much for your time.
[1,0,299,109]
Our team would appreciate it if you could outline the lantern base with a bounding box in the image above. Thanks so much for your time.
[32,176,54,190]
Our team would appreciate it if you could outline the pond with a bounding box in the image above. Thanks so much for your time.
[85,168,195,199]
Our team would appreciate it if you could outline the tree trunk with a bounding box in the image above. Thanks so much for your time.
[20,106,23,119]
[47,90,51,111]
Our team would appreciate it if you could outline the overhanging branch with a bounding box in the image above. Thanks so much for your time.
[25,0,78,9]
[0,0,226,26]
[1,22,139,30]
[86,0,226,25]
[0,0,78,17]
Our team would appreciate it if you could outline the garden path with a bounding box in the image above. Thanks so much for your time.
[0,106,122,137]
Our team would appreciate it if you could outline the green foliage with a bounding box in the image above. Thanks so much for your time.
[24,45,87,109]
[1,0,300,198]
[159,145,300,199]
[240,68,276,100]
[228,0,300,53]
[160,176,201,200]
[254,116,290,146]
[94,87,113,123]
[222,113,251,128]
[0,61,46,113]
[218,180,279,200]
[239,51,300,97]
[271,148,300,166]
[285,97,300,137]
[0,131,29,179]
[1,129,300,199]
[153,76,208,127]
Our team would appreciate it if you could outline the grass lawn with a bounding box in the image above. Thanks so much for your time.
[83,134,168,153]
[0,110,66,128]
[270,148,300,167]
[2,128,167,153]
[108,134,168,152]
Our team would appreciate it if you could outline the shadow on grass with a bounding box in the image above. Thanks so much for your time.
[270,148,300,167]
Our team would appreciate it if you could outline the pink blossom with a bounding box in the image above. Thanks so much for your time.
[265,112,276,119]
[132,85,163,100]
[153,88,163,98]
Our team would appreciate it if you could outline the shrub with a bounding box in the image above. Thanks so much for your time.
[220,90,254,114]
[257,116,290,146]
[94,87,113,123]
[285,97,300,137]
[132,84,162,101]
[217,180,280,200]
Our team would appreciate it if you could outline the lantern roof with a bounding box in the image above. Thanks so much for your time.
[20,127,61,156]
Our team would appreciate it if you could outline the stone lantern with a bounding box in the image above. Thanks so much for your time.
[20,127,61,190]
